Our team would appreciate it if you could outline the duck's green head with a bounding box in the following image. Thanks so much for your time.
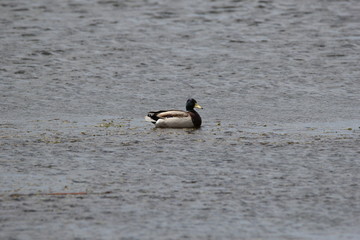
[186,98,203,111]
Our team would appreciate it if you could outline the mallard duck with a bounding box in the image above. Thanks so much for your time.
[145,98,203,128]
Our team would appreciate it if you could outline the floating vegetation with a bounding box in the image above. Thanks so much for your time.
[36,135,82,144]
[95,120,125,128]
[36,136,62,144]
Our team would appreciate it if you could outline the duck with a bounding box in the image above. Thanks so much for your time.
[145,98,203,128]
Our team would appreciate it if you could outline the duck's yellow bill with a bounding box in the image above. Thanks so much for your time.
[194,103,203,109]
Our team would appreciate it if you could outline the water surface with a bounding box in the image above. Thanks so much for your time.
[1,0,360,239]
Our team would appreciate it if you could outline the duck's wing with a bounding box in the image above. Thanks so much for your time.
[156,110,189,118]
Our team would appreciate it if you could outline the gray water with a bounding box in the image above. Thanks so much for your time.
[1,0,360,239]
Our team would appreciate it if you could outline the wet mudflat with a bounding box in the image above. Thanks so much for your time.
[1,0,360,239]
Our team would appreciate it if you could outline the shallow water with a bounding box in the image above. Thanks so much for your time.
[1,0,360,239]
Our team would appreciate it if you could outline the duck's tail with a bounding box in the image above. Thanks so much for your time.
[145,112,157,124]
